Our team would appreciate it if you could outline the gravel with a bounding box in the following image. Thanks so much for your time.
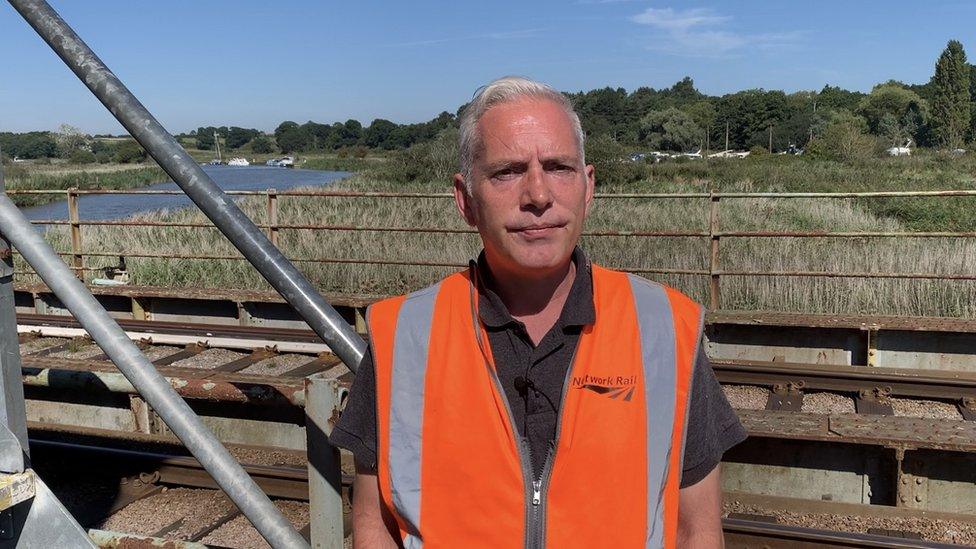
[725,501,976,545]
[242,354,314,376]
[170,347,245,369]
[229,446,308,467]
[723,385,767,410]
[142,345,181,361]
[801,391,855,414]
[19,337,65,354]
[200,500,309,549]
[49,342,98,359]
[890,397,963,420]
[99,487,227,536]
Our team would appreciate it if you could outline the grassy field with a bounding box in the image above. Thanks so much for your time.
[28,155,976,317]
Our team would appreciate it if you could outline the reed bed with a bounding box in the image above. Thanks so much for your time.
[25,174,976,317]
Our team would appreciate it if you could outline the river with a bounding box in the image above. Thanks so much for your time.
[22,165,349,221]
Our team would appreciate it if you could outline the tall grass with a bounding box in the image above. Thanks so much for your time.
[4,165,169,208]
[30,172,976,318]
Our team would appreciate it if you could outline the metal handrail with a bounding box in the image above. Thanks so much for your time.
[7,187,976,198]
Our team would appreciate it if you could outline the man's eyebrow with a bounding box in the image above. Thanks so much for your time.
[541,155,580,165]
[483,160,527,172]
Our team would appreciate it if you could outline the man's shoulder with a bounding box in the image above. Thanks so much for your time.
[592,264,701,307]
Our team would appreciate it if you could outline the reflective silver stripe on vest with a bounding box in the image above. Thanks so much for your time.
[388,282,441,545]
[627,275,677,549]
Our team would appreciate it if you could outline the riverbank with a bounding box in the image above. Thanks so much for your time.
[4,163,169,208]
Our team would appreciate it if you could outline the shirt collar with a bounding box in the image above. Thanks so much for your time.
[472,247,595,330]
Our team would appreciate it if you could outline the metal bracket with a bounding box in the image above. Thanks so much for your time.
[765,381,804,412]
[855,386,894,415]
[959,397,976,421]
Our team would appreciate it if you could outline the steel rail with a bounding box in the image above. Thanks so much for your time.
[29,439,319,501]
[6,0,365,376]
[722,518,957,548]
[712,360,976,401]
[17,314,328,344]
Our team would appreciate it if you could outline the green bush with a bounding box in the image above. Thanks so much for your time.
[69,149,96,164]
[377,128,459,184]
[807,114,880,162]
[95,151,112,164]
[251,136,275,154]
[112,140,148,163]
[585,134,645,186]
[748,145,770,156]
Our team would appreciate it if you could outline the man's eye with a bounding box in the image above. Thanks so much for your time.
[493,169,518,179]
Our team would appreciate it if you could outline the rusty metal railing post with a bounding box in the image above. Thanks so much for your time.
[267,188,279,246]
[708,191,722,310]
[67,188,84,280]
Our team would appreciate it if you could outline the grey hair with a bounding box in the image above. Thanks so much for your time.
[458,76,585,191]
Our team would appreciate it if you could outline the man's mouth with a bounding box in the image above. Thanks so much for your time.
[511,223,565,237]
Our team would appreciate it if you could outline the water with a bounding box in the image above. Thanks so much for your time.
[22,165,349,221]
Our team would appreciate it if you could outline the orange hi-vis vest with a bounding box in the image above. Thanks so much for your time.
[369,264,704,549]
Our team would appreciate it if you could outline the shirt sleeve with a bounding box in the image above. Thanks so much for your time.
[328,346,379,471]
[680,344,747,488]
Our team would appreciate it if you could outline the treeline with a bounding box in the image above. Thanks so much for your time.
[0,125,147,163]
[4,40,974,163]
[570,40,973,155]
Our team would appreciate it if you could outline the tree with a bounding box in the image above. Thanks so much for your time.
[54,124,90,157]
[277,125,313,153]
[364,119,398,149]
[931,40,971,148]
[195,127,216,150]
[806,111,877,162]
[225,127,260,149]
[112,140,147,163]
[856,83,928,144]
[251,136,275,154]
[638,108,702,152]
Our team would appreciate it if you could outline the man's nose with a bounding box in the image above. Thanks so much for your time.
[521,163,553,211]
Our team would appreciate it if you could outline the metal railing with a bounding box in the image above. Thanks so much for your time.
[9,187,976,310]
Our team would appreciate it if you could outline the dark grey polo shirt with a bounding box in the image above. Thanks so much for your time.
[330,248,746,487]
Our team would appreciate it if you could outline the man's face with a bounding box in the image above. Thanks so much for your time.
[454,98,595,280]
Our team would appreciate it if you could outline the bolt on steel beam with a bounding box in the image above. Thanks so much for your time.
[6,0,366,374]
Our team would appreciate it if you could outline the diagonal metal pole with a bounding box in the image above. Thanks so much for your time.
[0,191,308,548]
[6,0,366,373]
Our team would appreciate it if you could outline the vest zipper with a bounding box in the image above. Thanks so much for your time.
[479,335,581,549]
[526,343,580,549]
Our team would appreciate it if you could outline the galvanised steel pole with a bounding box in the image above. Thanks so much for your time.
[6,0,366,372]
[0,194,308,549]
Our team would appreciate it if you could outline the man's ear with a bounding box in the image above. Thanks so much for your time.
[583,164,595,217]
[453,173,477,227]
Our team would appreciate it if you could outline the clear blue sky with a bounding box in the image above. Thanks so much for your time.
[1,1,973,134]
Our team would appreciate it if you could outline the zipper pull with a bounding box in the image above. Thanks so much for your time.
[532,480,542,505]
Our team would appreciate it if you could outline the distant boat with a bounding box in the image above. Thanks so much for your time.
[227,157,250,166]
[208,130,224,165]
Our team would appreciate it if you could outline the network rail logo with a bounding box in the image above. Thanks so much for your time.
[572,374,638,402]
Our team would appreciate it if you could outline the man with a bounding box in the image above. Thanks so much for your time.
[330,76,746,548]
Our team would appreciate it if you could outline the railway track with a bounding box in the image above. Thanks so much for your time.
[27,437,971,548]
[12,313,976,547]
[722,518,959,548]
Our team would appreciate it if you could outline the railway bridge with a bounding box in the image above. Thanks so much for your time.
[0,0,974,547]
